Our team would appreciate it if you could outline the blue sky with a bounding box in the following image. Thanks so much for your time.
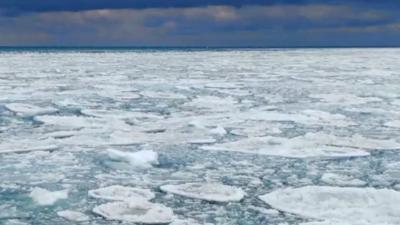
[1,0,399,46]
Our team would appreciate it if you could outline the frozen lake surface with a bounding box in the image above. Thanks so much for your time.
[0,48,400,225]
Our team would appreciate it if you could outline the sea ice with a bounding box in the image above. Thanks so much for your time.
[140,91,187,99]
[57,210,89,222]
[5,103,57,117]
[259,186,400,225]
[202,132,400,158]
[320,173,366,187]
[160,183,245,202]
[29,187,68,206]
[106,149,159,168]
[183,96,237,112]
[385,120,400,128]
[89,185,155,201]
[0,140,58,154]
[309,93,382,105]
[92,198,174,224]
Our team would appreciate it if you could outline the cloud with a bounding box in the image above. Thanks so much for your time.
[0,3,399,46]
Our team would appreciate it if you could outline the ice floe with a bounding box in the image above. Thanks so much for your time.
[106,149,159,168]
[259,186,400,225]
[0,139,58,154]
[160,183,245,202]
[310,93,382,105]
[320,173,366,187]
[29,187,68,206]
[5,103,57,117]
[385,120,400,128]
[89,185,155,201]
[202,132,400,158]
[92,198,174,224]
[57,210,89,222]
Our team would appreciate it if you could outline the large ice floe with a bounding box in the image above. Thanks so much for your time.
[202,132,400,158]
[92,198,175,224]
[160,183,245,202]
[259,186,400,225]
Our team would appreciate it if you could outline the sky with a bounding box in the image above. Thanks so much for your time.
[1,0,400,47]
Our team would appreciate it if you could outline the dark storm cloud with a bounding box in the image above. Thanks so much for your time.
[0,0,399,14]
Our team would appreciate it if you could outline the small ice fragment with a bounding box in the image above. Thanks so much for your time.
[89,185,155,201]
[57,210,89,222]
[92,199,174,224]
[29,187,68,206]
[160,183,245,202]
[106,149,158,168]
[209,126,227,136]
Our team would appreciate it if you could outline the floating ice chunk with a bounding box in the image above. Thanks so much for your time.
[29,187,68,206]
[259,186,400,225]
[4,220,30,225]
[301,110,356,127]
[202,135,369,158]
[107,149,158,168]
[241,109,354,127]
[170,218,205,225]
[183,96,237,112]
[320,173,366,187]
[92,199,174,224]
[391,99,400,106]
[385,120,400,128]
[310,93,382,105]
[89,185,155,201]
[202,132,400,158]
[141,91,187,99]
[45,130,75,139]
[57,210,89,222]
[160,183,245,202]
[209,126,227,136]
[5,103,57,117]
[34,115,102,129]
[0,139,58,154]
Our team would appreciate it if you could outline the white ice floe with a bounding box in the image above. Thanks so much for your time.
[141,91,187,99]
[89,185,155,201]
[202,132,400,158]
[310,93,382,105]
[34,115,102,129]
[183,96,237,112]
[385,120,400,128]
[320,173,366,187]
[0,139,58,154]
[239,109,354,127]
[29,187,68,206]
[259,186,400,225]
[160,183,245,202]
[106,149,159,168]
[57,210,89,222]
[5,103,57,117]
[170,218,206,225]
[92,198,174,224]
[35,115,132,132]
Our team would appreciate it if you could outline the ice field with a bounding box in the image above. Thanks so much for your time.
[0,48,400,225]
